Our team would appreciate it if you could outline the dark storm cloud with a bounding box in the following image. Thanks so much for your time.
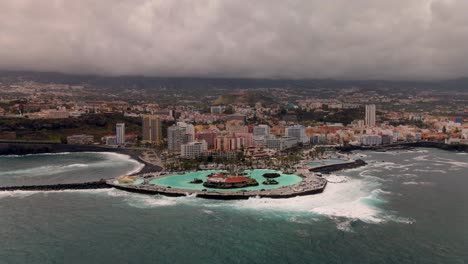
[1,0,468,79]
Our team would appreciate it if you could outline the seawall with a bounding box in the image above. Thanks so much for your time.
[338,141,468,152]
[109,180,328,200]
[0,181,112,192]
[309,159,367,174]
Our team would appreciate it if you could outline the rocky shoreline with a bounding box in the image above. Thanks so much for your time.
[337,141,468,153]
[107,174,328,200]
[309,159,367,173]
[110,182,327,200]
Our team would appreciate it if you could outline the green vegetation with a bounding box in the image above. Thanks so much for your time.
[290,108,363,125]
[0,114,142,142]
[213,92,276,106]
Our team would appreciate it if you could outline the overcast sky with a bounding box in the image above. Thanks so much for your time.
[1,0,468,80]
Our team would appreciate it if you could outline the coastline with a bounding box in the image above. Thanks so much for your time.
[1,141,461,199]
[0,142,162,175]
[337,141,468,153]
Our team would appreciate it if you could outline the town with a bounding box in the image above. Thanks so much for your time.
[1,74,467,164]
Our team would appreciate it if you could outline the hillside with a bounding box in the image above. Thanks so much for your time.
[213,91,276,106]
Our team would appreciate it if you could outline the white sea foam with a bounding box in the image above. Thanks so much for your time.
[99,152,145,175]
[335,219,354,232]
[218,178,386,224]
[63,164,89,168]
[0,152,144,180]
[23,152,71,157]
[0,188,113,199]
[388,173,418,179]
[324,174,349,183]
[358,170,388,182]
[371,188,392,196]
[94,188,178,208]
[413,155,429,161]
[0,190,39,199]
[126,195,178,208]
[382,216,415,224]
[414,169,447,174]
[402,181,433,186]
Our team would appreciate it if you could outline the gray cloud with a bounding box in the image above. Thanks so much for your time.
[1,0,468,79]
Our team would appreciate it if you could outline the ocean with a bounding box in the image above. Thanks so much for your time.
[0,149,467,264]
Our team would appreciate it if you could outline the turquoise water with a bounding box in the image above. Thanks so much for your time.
[149,169,303,192]
[1,149,468,263]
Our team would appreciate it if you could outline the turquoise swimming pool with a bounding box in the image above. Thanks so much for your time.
[149,169,303,192]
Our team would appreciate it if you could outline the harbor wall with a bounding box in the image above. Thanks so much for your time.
[0,181,112,192]
[111,181,327,200]
[338,141,468,152]
[309,159,367,173]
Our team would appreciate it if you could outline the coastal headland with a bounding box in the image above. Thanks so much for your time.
[1,141,465,199]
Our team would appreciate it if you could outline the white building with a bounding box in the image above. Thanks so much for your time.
[142,115,162,144]
[311,134,327,145]
[177,122,195,143]
[356,119,365,128]
[210,105,226,114]
[266,136,298,151]
[168,125,186,152]
[285,125,310,144]
[116,123,125,145]
[361,135,382,146]
[253,125,270,140]
[104,135,117,146]
[365,104,376,127]
[181,140,208,158]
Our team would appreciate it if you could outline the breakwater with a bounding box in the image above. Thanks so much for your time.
[338,141,468,152]
[0,180,112,192]
[309,159,367,174]
[108,177,328,200]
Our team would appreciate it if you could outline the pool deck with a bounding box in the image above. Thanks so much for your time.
[107,172,327,200]
[0,155,365,197]
[106,157,366,200]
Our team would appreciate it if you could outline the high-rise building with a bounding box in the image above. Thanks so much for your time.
[253,125,270,140]
[167,125,186,152]
[365,104,376,127]
[116,123,125,145]
[195,131,217,149]
[177,122,195,143]
[142,115,162,144]
[226,120,248,133]
[181,140,208,158]
[214,135,249,151]
[285,125,309,144]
